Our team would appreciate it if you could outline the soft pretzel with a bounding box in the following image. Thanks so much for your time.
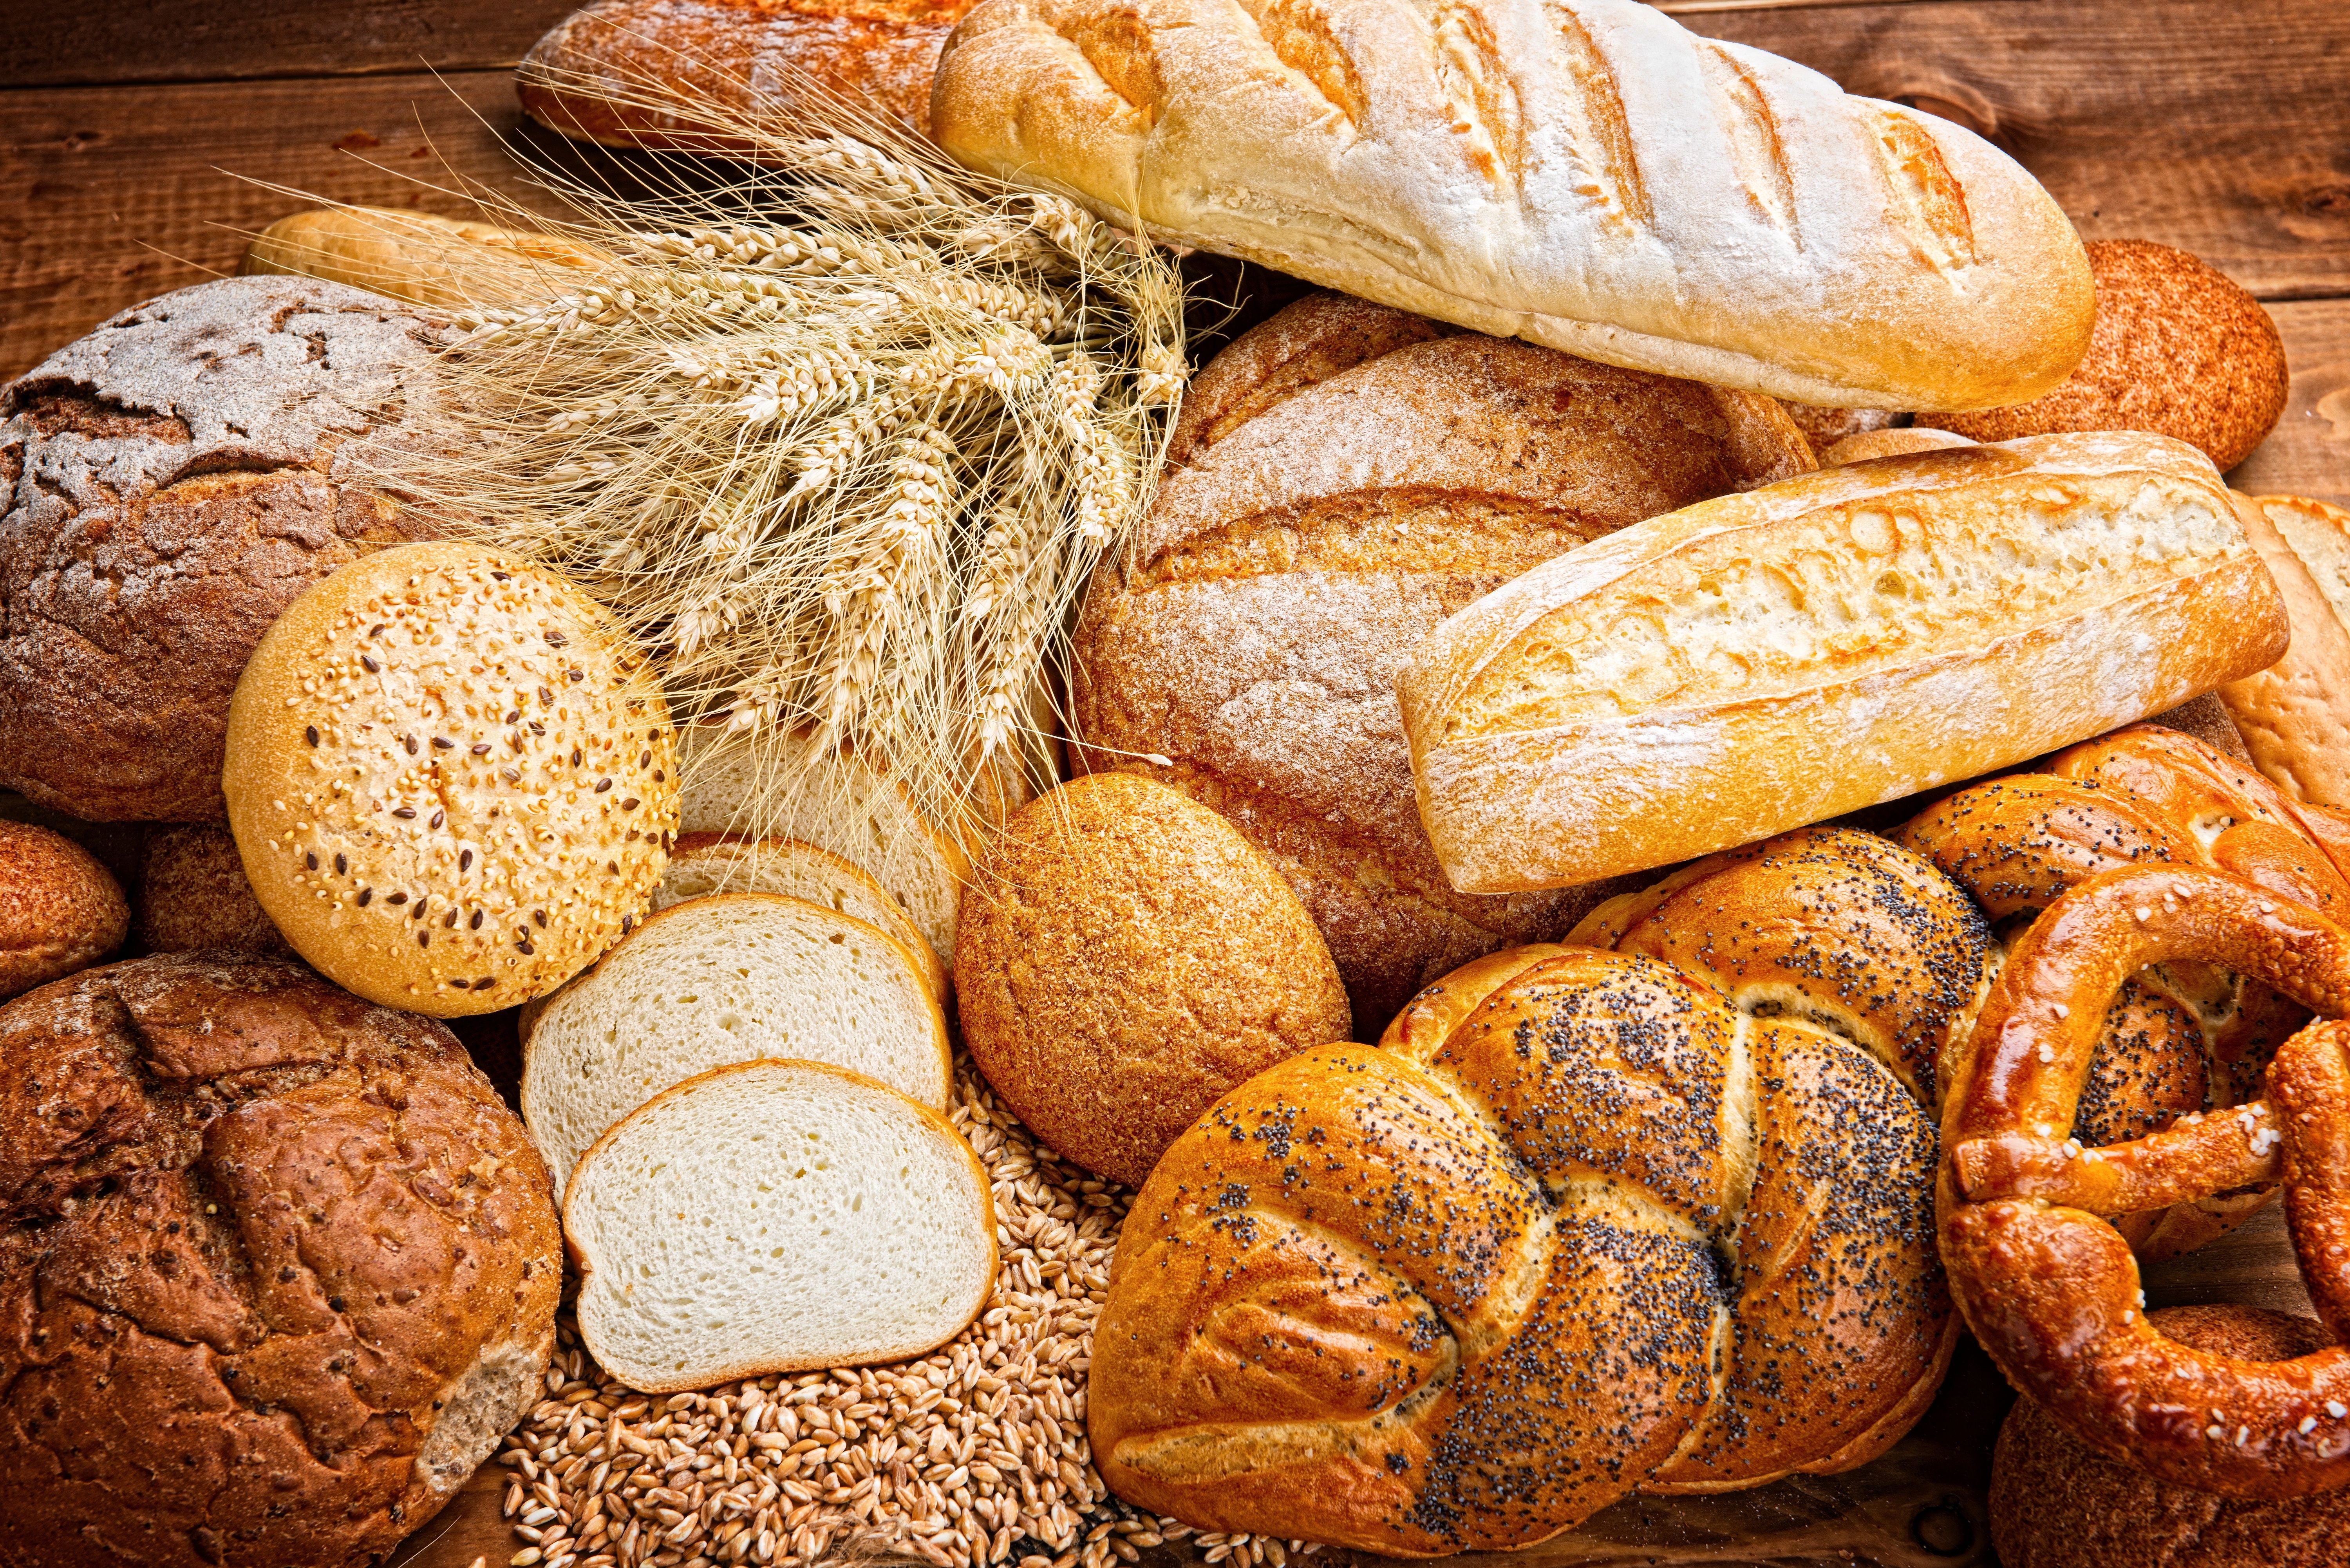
[1939,865,2350,1498]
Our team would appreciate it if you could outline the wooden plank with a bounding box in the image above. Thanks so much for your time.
[2232,298,2350,508]
[5,1,576,89]
[1686,0,2350,302]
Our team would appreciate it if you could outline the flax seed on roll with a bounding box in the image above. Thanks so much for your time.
[223,542,679,1016]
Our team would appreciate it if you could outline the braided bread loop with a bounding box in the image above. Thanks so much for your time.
[1940,864,2350,1497]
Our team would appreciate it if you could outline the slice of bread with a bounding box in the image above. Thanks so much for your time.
[678,728,967,968]
[566,1060,996,1392]
[522,893,950,1192]
[653,833,947,999]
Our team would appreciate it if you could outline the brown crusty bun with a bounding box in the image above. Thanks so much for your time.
[955,772,1350,1187]
[518,0,980,147]
[0,820,127,1000]
[1991,1306,2350,1568]
[223,541,680,1017]
[0,276,451,823]
[0,953,561,1568]
[2216,495,2350,809]
[1072,291,1813,1030]
[137,823,294,957]
[1923,240,2289,470]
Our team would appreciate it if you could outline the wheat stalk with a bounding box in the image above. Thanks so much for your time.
[347,70,1186,855]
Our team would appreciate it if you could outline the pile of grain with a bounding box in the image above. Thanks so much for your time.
[492,1065,1318,1568]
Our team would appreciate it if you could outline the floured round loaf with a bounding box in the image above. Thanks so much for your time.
[931,0,2095,408]
[224,541,679,1015]
[1073,291,1811,1028]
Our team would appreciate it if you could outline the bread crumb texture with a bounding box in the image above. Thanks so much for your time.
[0,276,450,821]
[956,772,1350,1187]
[224,540,678,1015]
[0,953,560,1568]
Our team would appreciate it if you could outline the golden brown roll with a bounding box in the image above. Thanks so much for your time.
[0,821,127,1001]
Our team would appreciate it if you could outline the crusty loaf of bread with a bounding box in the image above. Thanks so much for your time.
[1401,432,2291,894]
[521,0,980,147]
[565,1059,994,1392]
[243,207,607,311]
[1073,292,1811,1027]
[653,831,946,995]
[2216,495,2350,810]
[523,892,949,1192]
[931,0,2093,408]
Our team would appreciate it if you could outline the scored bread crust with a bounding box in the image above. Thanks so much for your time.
[930,0,2094,409]
[656,831,949,997]
[1073,293,1812,1028]
[563,1058,996,1393]
[2216,496,2350,811]
[1400,432,2291,895]
[224,541,680,1016]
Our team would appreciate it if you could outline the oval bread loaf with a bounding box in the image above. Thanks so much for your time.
[524,892,951,1193]
[565,1059,996,1393]
[1400,432,2292,894]
[0,821,128,1001]
[244,207,608,311]
[224,541,680,1015]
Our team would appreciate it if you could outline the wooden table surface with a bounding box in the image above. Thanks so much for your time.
[4,3,2346,1566]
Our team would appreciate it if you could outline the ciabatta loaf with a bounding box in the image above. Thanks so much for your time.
[653,832,947,997]
[565,1060,994,1392]
[522,892,949,1191]
[930,0,2093,409]
[1399,433,2290,894]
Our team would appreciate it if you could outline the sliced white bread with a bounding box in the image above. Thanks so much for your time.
[565,1059,997,1392]
[677,728,967,968]
[654,833,948,999]
[521,893,950,1193]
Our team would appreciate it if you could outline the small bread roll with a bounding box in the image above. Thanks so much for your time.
[956,773,1350,1186]
[1991,1306,2350,1567]
[1923,240,2289,470]
[2216,495,2350,809]
[138,824,293,956]
[224,541,679,1016]
[0,821,128,1000]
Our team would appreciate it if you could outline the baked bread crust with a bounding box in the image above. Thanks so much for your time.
[2217,495,2350,810]
[1925,240,2290,470]
[1401,432,2291,894]
[1073,293,1811,1028]
[1991,1306,2350,1568]
[137,824,295,958]
[931,0,2095,408]
[0,277,450,822]
[0,821,127,1001]
[520,0,982,145]
[0,953,561,1568]
[954,772,1350,1187]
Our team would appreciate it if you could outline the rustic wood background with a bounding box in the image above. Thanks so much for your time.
[2,2,2345,1566]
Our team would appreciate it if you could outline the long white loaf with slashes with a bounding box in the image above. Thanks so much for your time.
[931,0,2093,408]
[1399,433,2292,894]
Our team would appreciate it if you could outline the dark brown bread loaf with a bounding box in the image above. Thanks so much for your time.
[137,824,292,957]
[0,821,127,1000]
[1072,292,1814,1031]
[0,954,561,1568]
[519,0,981,147]
[1992,1306,2350,1568]
[0,277,448,822]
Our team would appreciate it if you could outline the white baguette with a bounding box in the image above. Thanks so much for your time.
[653,833,948,999]
[931,0,2092,409]
[1399,432,2290,893]
[565,1059,996,1393]
[522,893,950,1193]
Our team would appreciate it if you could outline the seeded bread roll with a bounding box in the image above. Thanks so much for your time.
[224,542,679,1016]
[956,773,1351,1187]
[137,824,293,957]
[0,821,127,1001]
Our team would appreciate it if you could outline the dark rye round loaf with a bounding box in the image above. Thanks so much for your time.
[0,276,450,822]
[0,953,561,1568]
[1071,292,1815,1031]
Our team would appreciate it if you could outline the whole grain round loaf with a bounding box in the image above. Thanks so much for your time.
[1923,240,2289,470]
[955,772,1350,1187]
[0,953,561,1568]
[223,541,679,1016]
[1991,1306,2350,1568]
[1072,292,1814,1031]
[0,276,452,822]
[0,820,127,1000]
[137,823,294,957]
